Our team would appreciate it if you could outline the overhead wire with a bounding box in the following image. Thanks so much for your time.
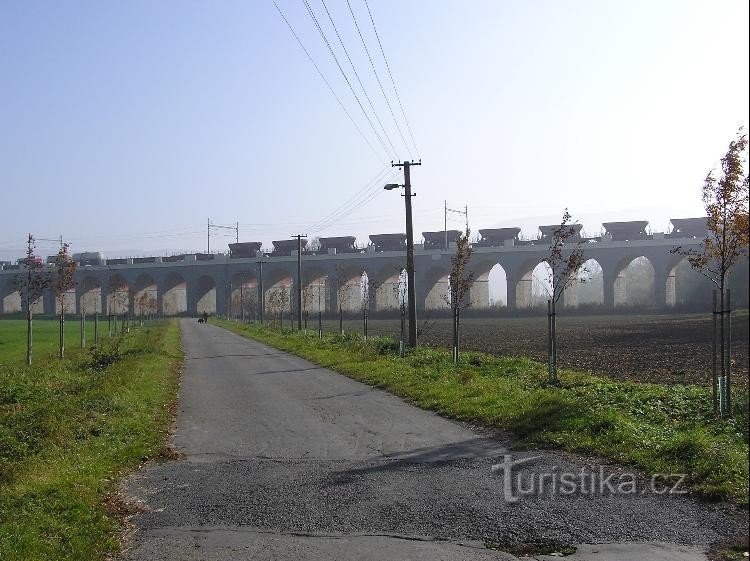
[305,166,391,232]
[318,0,399,160]
[302,0,393,162]
[309,168,402,235]
[346,0,413,160]
[363,0,421,159]
[272,0,384,163]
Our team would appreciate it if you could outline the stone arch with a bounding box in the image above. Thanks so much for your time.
[106,274,130,315]
[1,279,21,314]
[614,256,656,307]
[264,268,293,316]
[487,264,509,308]
[666,257,712,307]
[302,267,329,314]
[374,265,407,312]
[329,264,365,313]
[162,272,187,316]
[229,271,258,319]
[79,276,101,315]
[511,259,550,309]
[133,274,157,316]
[195,275,217,315]
[422,265,451,311]
[568,258,604,307]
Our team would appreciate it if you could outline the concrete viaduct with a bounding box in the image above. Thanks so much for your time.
[0,218,729,318]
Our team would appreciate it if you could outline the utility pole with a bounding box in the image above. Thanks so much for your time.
[444,202,469,246]
[207,220,239,254]
[444,201,448,251]
[256,258,267,324]
[291,234,307,330]
[392,160,421,347]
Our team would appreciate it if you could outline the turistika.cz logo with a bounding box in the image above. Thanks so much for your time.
[491,454,687,503]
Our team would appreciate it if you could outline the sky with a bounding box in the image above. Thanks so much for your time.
[1,0,748,261]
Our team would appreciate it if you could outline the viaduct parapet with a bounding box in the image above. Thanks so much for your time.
[1,218,744,317]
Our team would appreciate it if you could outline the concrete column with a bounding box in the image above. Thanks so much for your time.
[44,288,56,316]
[603,269,617,309]
[505,272,518,310]
[215,281,228,318]
[187,283,199,317]
[469,279,490,309]
[508,272,533,310]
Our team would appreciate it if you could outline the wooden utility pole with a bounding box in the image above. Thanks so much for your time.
[392,160,421,348]
[256,259,267,324]
[291,234,307,330]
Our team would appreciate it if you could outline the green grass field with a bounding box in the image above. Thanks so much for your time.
[0,316,120,364]
[0,319,182,561]
[216,319,749,505]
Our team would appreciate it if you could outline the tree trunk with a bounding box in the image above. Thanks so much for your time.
[364,309,368,341]
[551,299,558,383]
[318,310,322,339]
[399,306,405,357]
[339,306,343,336]
[59,308,65,359]
[26,299,32,366]
[547,300,554,384]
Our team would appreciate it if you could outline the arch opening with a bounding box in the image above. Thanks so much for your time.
[79,276,101,315]
[230,272,258,319]
[615,256,655,307]
[487,264,508,309]
[134,274,157,317]
[107,275,130,315]
[569,258,603,307]
[1,281,21,314]
[195,275,217,316]
[162,273,187,316]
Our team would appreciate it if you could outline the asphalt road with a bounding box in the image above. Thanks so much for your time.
[119,319,747,561]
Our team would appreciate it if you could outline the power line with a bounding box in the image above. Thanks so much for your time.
[309,168,401,235]
[346,0,413,160]
[363,0,421,159]
[319,0,398,160]
[305,166,390,232]
[272,0,384,163]
[302,0,392,161]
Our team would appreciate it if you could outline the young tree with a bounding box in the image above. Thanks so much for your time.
[53,243,77,358]
[14,234,50,365]
[445,229,475,363]
[672,129,749,416]
[542,210,585,384]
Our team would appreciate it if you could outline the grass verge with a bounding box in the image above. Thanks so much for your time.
[0,320,182,561]
[215,318,749,505]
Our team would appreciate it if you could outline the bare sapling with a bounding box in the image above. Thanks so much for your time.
[671,129,749,417]
[543,209,585,385]
[445,229,475,364]
[54,243,77,358]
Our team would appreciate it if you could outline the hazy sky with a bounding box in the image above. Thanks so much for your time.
[1,0,748,260]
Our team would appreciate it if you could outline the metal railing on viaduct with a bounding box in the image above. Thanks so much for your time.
[0,219,720,317]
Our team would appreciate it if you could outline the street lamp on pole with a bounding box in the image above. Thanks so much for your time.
[384,159,421,348]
